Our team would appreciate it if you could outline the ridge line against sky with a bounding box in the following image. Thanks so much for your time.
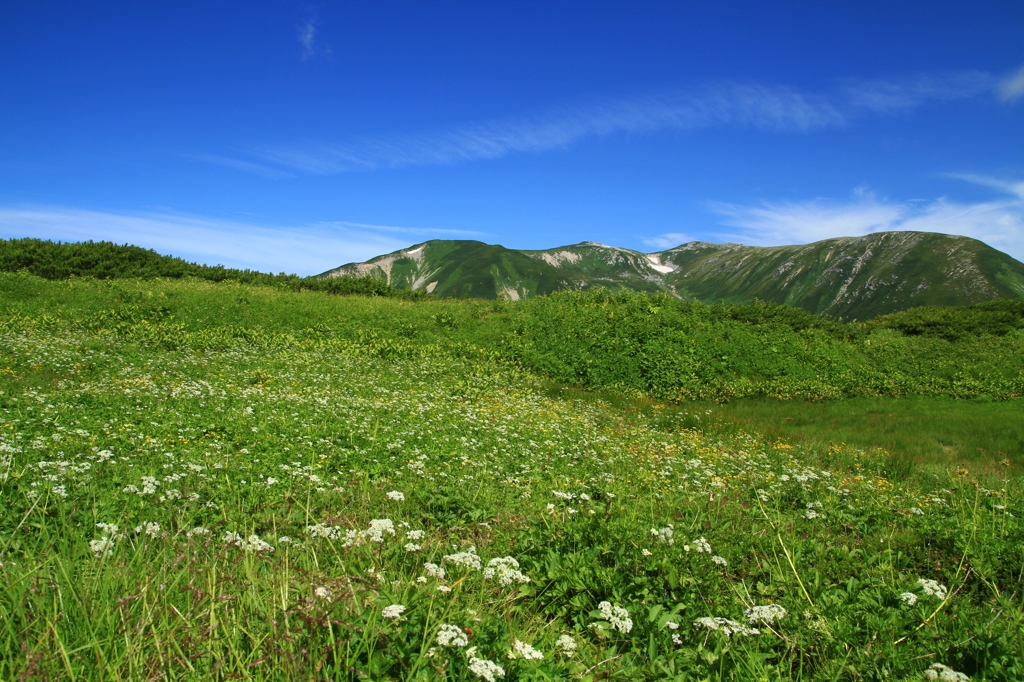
[198,68,1019,177]
[3,171,1022,274]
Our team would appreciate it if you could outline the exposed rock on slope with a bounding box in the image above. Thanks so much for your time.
[320,232,1024,319]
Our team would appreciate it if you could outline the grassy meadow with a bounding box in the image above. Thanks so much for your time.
[1,272,1022,680]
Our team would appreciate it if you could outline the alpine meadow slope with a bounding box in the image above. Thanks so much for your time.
[322,231,1024,320]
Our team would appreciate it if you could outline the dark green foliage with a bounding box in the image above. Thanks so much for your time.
[500,289,1024,401]
[868,299,1024,341]
[0,238,415,298]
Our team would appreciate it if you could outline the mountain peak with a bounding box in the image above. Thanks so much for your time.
[320,231,1024,319]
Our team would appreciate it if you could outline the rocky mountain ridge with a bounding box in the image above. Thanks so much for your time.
[320,231,1024,319]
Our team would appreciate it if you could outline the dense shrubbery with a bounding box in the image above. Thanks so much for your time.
[502,290,1024,401]
[0,237,414,298]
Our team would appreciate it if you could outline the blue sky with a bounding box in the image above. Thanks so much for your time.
[1,1,1023,273]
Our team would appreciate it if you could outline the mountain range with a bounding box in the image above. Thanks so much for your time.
[320,231,1024,320]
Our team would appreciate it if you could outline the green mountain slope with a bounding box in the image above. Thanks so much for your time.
[321,231,1024,318]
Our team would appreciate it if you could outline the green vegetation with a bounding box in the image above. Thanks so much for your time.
[0,272,1022,680]
[325,232,1024,320]
[0,237,416,298]
[650,397,1024,476]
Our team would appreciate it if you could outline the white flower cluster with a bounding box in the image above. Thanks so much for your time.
[423,562,446,579]
[90,536,115,557]
[90,523,125,557]
[468,656,505,681]
[386,490,405,501]
[406,529,426,540]
[436,623,469,648]
[693,617,759,637]
[314,586,331,600]
[443,546,483,571]
[900,592,919,606]
[507,639,543,660]
[917,579,948,600]
[186,526,210,538]
[363,518,396,543]
[381,604,406,620]
[651,524,674,544]
[745,603,787,625]
[803,501,822,520]
[923,663,969,681]
[134,521,162,538]
[711,555,728,567]
[690,537,712,554]
[306,523,346,540]
[554,634,576,658]
[483,557,531,586]
[223,531,274,552]
[596,601,633,633]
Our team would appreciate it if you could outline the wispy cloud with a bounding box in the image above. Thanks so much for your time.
[188,154,296,179]
[297,10,330,61]
[997,64,1024,102]
[298,19,317,60]
[0,206,466,274]
[642,232,693,250]
[697,179,1024,261]
[205,68,1004,176]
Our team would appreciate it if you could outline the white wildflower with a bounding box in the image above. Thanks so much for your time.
[436,623,468,647]
[900,592,919,606]
[134,521,162,538]
[745,604,787,625]
[652,524,674,544]
[443,546,482,571]
[306,523,344,540]
[597,601,633,634]
[223,531,274,552]
[382,604,406,620]
[918,579,948,600]
[90,536,115,557]
[711,555,728,567]
[363,519,396,543]
[508,639,543,660]
[404,543,422,552]
[186,526,210,538]
[693,537,712,554]
[96,523,121,537]
[436,585,451,593]
[483,557,531,586]
[468,657,505,681]
[423,562,446,579]
[406,529,425,540]
[924,663,969,681]
[386,490,405,502]
[554,634,576,657]
[314,586,331,600]
[693,617,759,637]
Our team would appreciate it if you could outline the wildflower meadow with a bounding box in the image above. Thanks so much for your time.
[0,273,1022,680]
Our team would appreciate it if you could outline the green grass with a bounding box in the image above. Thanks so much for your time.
[684,397,1024,475]
[0,274,1022,680]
